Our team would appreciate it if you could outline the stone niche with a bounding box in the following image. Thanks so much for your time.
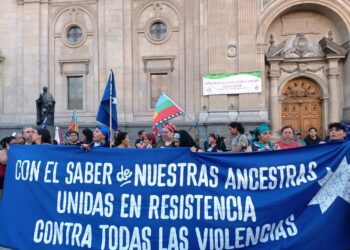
[50,5,97,117]
[133,1,184,119]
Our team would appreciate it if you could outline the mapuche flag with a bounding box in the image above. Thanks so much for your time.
[152,93,183,135]
[67,110,78,133]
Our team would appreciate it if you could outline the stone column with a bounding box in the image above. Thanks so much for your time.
[206,0,236,119]
[322,97,329,137]
[269,61,281,137]
[22,1,41,113]
[326,59,340,123]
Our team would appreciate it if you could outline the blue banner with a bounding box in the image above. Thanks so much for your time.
[0,142,350,250]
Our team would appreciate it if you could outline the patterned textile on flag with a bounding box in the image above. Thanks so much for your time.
[96,71,118,130]
[67,111,78,132]
[152,93,183,135]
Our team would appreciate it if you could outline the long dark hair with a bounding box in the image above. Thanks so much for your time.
[114,132,128,147]
[36,128,52,144]
[229,122,245,134]
[175,130,199,148]
[0,136,16,149]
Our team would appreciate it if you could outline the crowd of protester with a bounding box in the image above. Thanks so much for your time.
[0,121,349,196]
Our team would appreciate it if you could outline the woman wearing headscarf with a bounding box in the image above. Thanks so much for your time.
[173,130,203,152]
[251,124,275,152]
[155,122,177,148]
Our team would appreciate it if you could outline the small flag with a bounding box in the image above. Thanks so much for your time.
[152,93,183,135]
[41,116,48,128]
[67,110,78,132]
[54,126,64,145]
[96,71,118,130]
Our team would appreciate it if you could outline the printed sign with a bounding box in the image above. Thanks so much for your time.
[203,72,262,95]
[0,143,349,249]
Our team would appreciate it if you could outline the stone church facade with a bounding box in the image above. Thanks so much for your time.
[1,0,350,139]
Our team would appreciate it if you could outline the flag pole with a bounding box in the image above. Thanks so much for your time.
[161,92,207,141]
[109,70,113,148]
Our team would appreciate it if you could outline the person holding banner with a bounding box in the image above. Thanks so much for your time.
[114,131,130,148]
[328,122,347,141]
[205,133,223,152]
[32,128,52,145]
[80,128,93,145]
[65,131,82,146]
[145,133,157,148]
[81,125,109,151]
[251,124,275,152]
[229,122,249,152]
[0,136,17,196]
[21,126,34,145]
[276,126,303,150]
[304,127,322,145]
[135,130,147,148]
[174,130,202,152]
[155,122,177,148]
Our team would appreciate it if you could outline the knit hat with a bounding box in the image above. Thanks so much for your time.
[96,125,110,143]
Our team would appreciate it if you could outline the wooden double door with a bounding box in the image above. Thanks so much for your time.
[281,78,322,138]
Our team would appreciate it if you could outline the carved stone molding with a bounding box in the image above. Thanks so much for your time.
[227,43,238,58]
[326,68,339,78]
[280,64,324,74]
[282,79,321,99]
[58,59,90,76]
[268,69,280,79]
[142,56,175,73]
[17,0,49,4]
[260,0,275,11]
[305,65,324,73]
[293,34,311,57]
[280,67,298,74]
[266,33,329,60]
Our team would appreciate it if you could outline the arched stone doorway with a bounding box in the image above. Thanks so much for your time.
[281,77,322,137]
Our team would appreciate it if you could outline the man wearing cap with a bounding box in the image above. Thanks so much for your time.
[328,122,347,141]
[293,130,306,146]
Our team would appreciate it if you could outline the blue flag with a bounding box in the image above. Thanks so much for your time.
[96,71,118,130]
[40,116,48,128]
